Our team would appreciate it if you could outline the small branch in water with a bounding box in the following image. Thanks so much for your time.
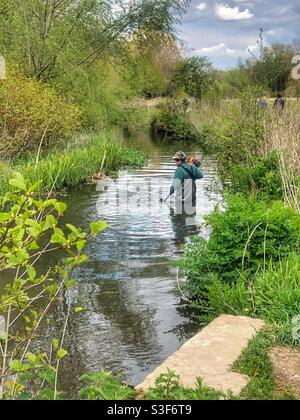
[176,268,189,302]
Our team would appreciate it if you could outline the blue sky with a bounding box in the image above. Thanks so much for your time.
[177,0,300,69]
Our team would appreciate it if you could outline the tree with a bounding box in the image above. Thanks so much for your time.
[0,0,190,82]
[172,56,215,101]
[245,42,295,94]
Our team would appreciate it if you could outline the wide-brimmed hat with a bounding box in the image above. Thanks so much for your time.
[172,151,186,161]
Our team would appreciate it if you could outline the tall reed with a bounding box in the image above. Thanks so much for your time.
[265,103,300,213]
[0,132,146,193]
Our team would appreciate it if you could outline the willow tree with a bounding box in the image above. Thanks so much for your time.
[0,0,190,81]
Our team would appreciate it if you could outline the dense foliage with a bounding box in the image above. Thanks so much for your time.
[0,173,108,399]
[0,66,80,159]
[180,194,300,293]
[172,56,215,101]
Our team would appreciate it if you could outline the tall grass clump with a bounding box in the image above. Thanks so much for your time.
[0,134,146,192]
[205,253,300,347]
[265,103,300,213]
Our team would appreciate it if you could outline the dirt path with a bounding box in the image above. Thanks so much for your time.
[269,347,300,398]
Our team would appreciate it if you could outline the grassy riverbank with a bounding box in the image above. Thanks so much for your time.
[0,132,147,193]
[177,96,300,400]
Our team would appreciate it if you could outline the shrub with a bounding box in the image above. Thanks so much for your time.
[121,105,156,133]
[227,152,283,199]
[78,369,235,401]
[0,65,81,159]
[215,95,266,170]
[0,172,107,399]
[151,102,200,143]
[180,194,300,295]
[78,372,136,401]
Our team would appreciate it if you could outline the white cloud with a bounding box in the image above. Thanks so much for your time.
[247,44,259,52]
[197,42,238,56]
[215,3,254,21]
[197,2,207,11]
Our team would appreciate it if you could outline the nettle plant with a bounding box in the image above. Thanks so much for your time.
[0,171,108,400]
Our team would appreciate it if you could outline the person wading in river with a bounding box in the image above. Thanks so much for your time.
[161,151,203,215]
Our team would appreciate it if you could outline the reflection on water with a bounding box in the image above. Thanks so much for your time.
[28,134,223,395]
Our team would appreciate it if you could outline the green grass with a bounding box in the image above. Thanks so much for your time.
[0,132,147,193]
[233,332,298,400]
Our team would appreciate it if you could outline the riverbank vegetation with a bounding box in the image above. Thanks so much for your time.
[0,0,190,186]
[1,134,146,193]
[176,38,300,400]
[1,1,300,400]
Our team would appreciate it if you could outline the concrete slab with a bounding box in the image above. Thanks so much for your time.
[137,315,265,395]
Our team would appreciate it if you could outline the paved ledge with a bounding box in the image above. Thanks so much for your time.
[137,315,265,395]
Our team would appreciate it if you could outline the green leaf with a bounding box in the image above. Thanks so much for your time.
[52,339,59,351]
[50,234,67,244]
[26,352,37,364]
[27,227,41,237]
[44,215,57,230]
[0,213,11,223]
[54,202,67,216]
[77,255,88,264]
[75,307,84,314]
[28,241,39,250]
[65,279,76,289]
[56,348,68,360]
[29,180,42,192]
[9,175,27,191]
[27,265,36,280]
[76,240,87,252]
[10,360,24,372]
[90,221,109,235]
[66,224,79,235]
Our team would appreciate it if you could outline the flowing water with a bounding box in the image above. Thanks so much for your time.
[11,133,223,394]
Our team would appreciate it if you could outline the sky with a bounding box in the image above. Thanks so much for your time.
[177,0,300,69]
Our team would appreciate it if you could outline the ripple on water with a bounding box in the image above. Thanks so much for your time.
[43,143,223,393]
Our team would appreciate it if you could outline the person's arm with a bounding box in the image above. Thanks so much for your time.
[193,166,204,180]
[170,168,184,195]
[161,170,182,202]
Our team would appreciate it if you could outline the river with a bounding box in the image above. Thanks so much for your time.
[37,132,222,395]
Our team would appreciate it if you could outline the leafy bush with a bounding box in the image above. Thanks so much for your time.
[215,95,265,170]
[143,369,235,401]
[122,105,156,133]
[78,372,136,401]
[78,369,235,401]
[0,65,81,159]
[253,254,300,345]
[180,194,300,295]
[151,102,200,142]
[228,152,283,199]
[0,172,107,399]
